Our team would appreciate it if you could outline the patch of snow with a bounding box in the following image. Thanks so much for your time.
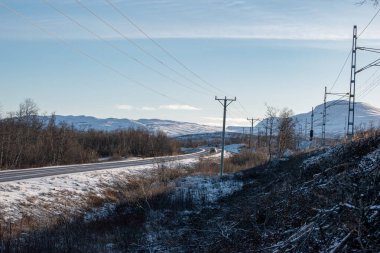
[299,140,312,150]
[283,149,294,158]
[358,145,380,172]
[0,158,199,223]
[224,143,245,154]
[301,144,344,170]
[170,175,243,206]
[341,203,357,209]
[369,205,380,210]
[84,203,117,222]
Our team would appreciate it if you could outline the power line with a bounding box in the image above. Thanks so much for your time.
[330,6,380,92]
[104,0,255,118]
[329,51,351,92]
[360,79,380,98]
[358,74,380,99]
[326,95,349,109]
[237,100,250,115]
[103,0,226,95]
[0,2,183,104]
[75,0,216,95]
[47,0,252,121]
[357,69,380,95]
[42,0,208,97]
[358,7,380,37]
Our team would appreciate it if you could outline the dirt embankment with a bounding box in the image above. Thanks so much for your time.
[131,136,380,252]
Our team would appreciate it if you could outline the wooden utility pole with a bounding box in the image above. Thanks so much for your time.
[247,118,259,149]
[215,96,236,176]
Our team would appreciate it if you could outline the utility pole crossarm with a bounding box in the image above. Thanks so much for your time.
[326,92,350,96]
[357,47,380,54]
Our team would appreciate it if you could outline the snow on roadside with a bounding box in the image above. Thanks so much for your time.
[224,144,245,154]
[170,175,243,206]
[142,174,244,250]
[206,150,234,160]
[0,157,199,223]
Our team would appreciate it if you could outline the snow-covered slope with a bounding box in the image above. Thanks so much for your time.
[137,119,221,137]
[291,100,380,137]
[230,100,380,138]
[44,101,380,138]
[46,115,146,131]
[43,116,220,137]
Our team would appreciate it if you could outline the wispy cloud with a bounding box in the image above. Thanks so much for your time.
[159,104,200,111]
[2,0,379,41]
[141,106,156,111]
[115,104,134,110]
[115,104,201,111]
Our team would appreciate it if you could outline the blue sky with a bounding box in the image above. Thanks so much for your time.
[0,0,380,126]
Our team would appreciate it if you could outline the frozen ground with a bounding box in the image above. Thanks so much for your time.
[0,157,199,223]
[224,143,245,154]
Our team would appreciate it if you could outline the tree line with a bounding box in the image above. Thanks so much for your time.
[0,99,179,170]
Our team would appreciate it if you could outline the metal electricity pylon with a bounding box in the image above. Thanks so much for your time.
[347,25,380,139]
[347,26,358,139]
[322,86,349,146]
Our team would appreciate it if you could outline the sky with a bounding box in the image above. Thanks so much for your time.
[0,0,380,127]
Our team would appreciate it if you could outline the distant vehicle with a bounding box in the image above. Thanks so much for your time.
[210,147,217,153]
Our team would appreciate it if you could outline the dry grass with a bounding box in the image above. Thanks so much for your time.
[0,150,267,244]
[195,150,267,175]
[225,150,267,173]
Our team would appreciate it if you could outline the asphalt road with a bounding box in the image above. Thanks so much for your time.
[0,149,208,183]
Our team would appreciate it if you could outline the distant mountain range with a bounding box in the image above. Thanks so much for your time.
[46,115,221,137]
[45,100,380,138]
[230,100,380,138]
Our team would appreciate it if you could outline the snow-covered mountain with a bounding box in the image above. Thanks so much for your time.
[44,101,380,138]
[136,119,221,137]
[291,100,380,137]
[229,100,380,138]
[44,115,220,137]
[50,115,145,131]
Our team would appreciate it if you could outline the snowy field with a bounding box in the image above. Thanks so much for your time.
[0,157,199,223]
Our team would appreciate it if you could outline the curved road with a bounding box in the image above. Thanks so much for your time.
[0,149,208,183]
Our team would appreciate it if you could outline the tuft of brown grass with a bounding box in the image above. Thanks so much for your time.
[225,150,267,173]
[195,150,268,175]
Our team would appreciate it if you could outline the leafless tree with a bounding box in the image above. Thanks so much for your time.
[277,108,296,156]
[265,105,279,160]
